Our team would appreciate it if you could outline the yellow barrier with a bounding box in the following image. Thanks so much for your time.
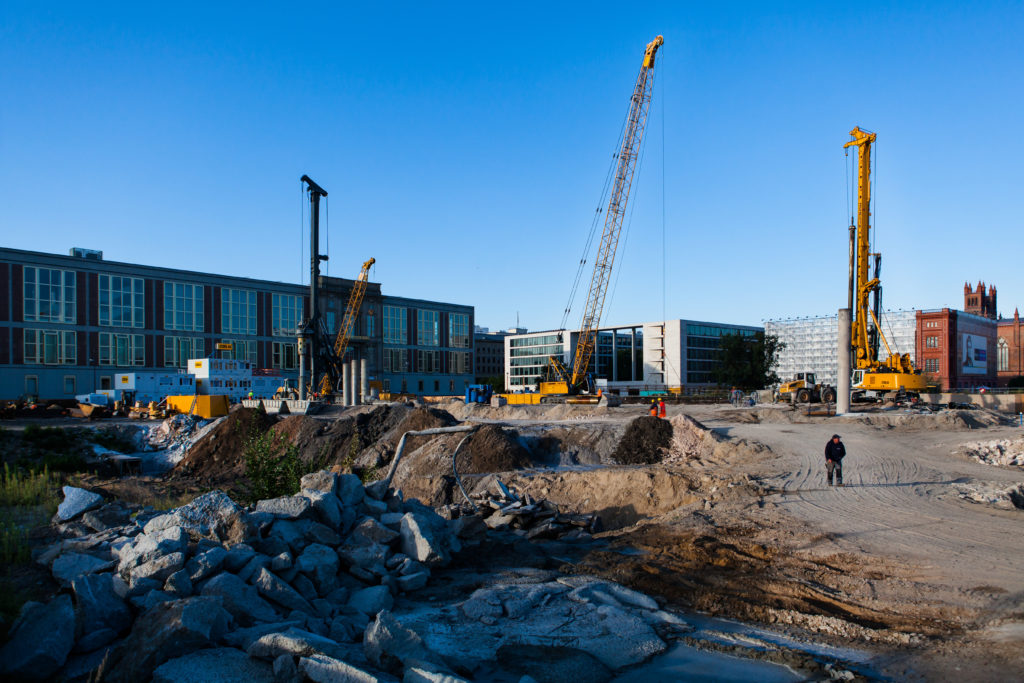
[166,395,230,419]
[499,393,542,405]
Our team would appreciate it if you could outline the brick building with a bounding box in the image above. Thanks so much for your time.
[997,309,1024,385]
[964,281,997,319]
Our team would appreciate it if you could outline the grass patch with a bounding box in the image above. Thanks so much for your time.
[243,431,308,503]
[0,464,60,509]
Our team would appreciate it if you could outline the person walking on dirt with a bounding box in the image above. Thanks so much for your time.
[825,434,845,486]
[658,398,666,418]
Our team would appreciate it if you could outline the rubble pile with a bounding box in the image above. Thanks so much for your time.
[956,437,1024,468]
[457,479,603,541]
[1,473,464,682]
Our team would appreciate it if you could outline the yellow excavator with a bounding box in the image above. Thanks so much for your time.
[844,128,925,400]
[536,35,663,403]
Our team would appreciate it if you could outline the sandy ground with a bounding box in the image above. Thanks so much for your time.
[447,402,1024,680]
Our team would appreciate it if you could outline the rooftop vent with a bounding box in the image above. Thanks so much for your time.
[69,248,103,260]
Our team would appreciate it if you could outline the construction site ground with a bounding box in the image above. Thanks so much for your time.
[432,400,1024,680]
[5,400,1024,680]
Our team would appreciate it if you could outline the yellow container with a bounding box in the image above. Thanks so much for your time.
[499,393,542,405]
[166,394,230,419]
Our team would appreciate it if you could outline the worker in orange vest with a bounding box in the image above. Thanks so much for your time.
[658,398,666,418]
[649,399,658,417]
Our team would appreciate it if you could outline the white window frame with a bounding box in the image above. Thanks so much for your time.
[23,267,76,323]
[98,332,145,367]
[23,329,76,365]
[272,293,303,337]
[221,339,257,365]
[98,274,145,328]
[272,341,298,370]
[449,313,470,348]
[164,282,204,332]
[165,336,204,368]
[221,288,256,335]
[383,305,407,344]
[417,310,439,347]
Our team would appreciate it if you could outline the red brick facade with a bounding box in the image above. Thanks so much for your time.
[997,309,1024,385]
[916,308,997,390]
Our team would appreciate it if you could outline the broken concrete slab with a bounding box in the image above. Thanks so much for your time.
[105,596,231,683]
[201,572,280,624]
[255,495,313,520]
[363,610,440,675]
[253,567,314,614]
[0,595,76,679]
[57,486,104,521]
[51,551,114,586]
[299,653,397,683]
[349,585,394,617]
[152,646,275,683]
[72,573,132,652]
[247,627,351,661]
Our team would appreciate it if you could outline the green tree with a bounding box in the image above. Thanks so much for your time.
[712,332,785,390]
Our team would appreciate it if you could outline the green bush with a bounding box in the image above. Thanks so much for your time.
[0,515,31,564]
[243,431,304,503]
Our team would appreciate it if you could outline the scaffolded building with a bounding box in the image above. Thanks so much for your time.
[766,310,918,387]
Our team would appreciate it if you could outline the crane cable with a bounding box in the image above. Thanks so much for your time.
[559,115,628,333]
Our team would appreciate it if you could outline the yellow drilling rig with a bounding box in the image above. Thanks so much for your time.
[844,127,926,400]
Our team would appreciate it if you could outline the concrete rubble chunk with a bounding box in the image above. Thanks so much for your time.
[247,627,351,661]
[364,610,440,675]
[349,585,394,617]
[299,653,395,683]
[292,572,320,601]
[337,540,389,571]
[337,474,366,507]
[305,489,344,529]
[105,596,231,683]
[404,665,470,683]
[118,525,188,575]
[301,470,339,495]
[82,504,131,531]
[224,543,258,572]
[201,571,280,624]
[0,595,76,679]
[272,551,294,571]
[72,573,132,652]
[57,486,104,521]
[152,646,275,683]
[399,513,450,567]
[396,571,429,593]
[379,512,405,529]
[164,569,193,597]
[187,545,228,582]
[161,489,244,540]
[51,551,114,586]
[306,521,343,546]
[270,518,314,552]
[363,497,388,516]
[238,554,272,583]
[253,567,315,614]
[256,495,313,520]
[222,619,304,650]
[273,653,300,683]
[130,550,186,586]
[353,517,401,545]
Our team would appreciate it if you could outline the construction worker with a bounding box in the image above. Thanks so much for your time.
[825,434,846,486]
[649,399,658,417]
[658,398,666,418]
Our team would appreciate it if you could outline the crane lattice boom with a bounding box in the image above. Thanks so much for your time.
[569,35,663,389]
[319,257,375,395]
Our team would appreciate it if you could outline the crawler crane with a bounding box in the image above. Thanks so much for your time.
[538,35,663,402]
[843,127,926,399]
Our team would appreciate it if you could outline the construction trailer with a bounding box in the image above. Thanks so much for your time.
[100,372,196,404]
[189,358,254,402]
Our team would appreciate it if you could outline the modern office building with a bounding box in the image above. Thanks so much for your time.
[505,319,762,393]
[473,326,525,383]
[0,247,474,400]
[765,310,918,387]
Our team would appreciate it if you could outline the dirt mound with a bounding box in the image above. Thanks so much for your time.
[392,424,532,503]
[352,405,457,471]
[665,414,717,464]
[955,437,1024,467]
[270,415,358,469]
[612,416,673,465]
[172,407,275,485]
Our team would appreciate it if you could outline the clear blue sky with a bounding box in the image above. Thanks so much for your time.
[2,2,1022,331]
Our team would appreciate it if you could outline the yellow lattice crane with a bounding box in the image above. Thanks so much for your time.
[843,128,925,398]
[540,35,663,400]
[319,257,375,395]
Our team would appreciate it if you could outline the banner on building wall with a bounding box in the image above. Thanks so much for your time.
[960,333,988,375]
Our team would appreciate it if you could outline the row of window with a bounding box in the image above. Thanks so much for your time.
[383,349,471,374]
[686,325,757,338]
[23,267,305,337]
[382,306,470,348]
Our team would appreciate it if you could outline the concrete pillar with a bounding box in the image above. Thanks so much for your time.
[838,308,851,414]
[360,358,368,404]
[297,336,307,401]
[350,359,359,406]
[342,364,350,406]
[631,329,637,381]
[611,332,618,382]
